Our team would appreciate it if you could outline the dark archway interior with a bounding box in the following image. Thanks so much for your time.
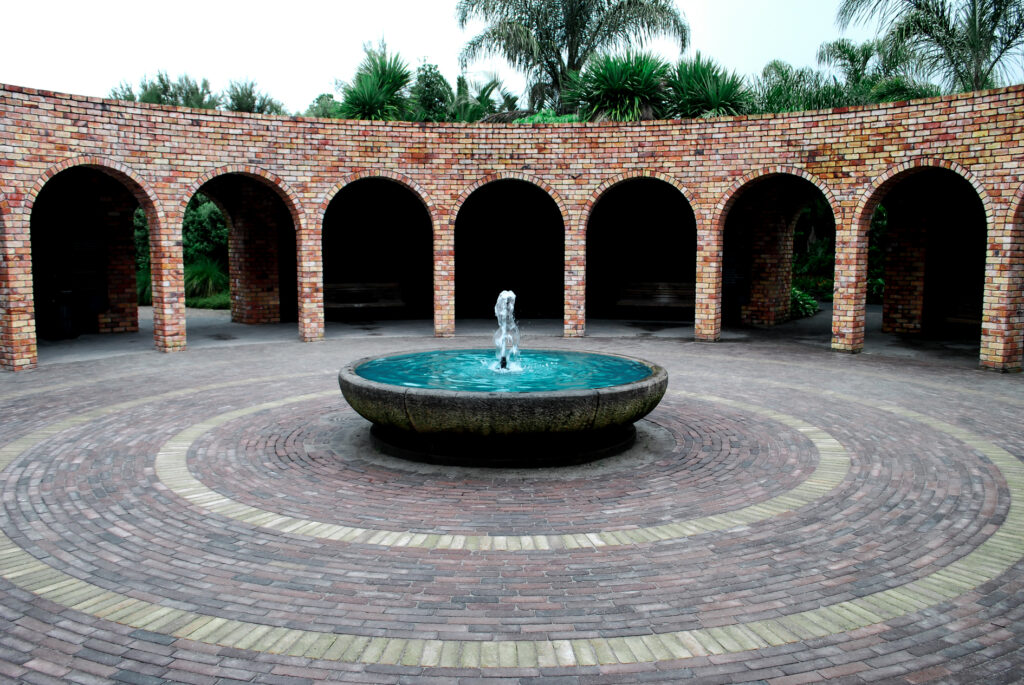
[322,179,433,320]
[200,175,298,323]
[586,178,696,321]
[455,180,564,319]
[723,176,834,327]
[873,168,986,338]
[31,167,142,340]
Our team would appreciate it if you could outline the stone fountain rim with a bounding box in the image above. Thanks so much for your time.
[339,348,667,397]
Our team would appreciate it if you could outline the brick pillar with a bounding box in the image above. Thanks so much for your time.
[0,209,38,370]
[229,209,281,324]
[741,204,794,326]
[434,215,454,336]
[296,219,324,342]
[150,207,187,352]
[98,198,140,334]
[564,218,585,337]
[695,209,722,342]
[980,210,1023,372]
[832,211,868,353]
[881,204,926,334]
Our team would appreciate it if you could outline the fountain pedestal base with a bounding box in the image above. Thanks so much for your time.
[369,424,637,467]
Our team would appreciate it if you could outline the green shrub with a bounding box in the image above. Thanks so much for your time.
[790,287,820,319]
[564,51,669,121]
[186,291,231,309]
[792,275,834,302]
[665,52,752,118]
[184,256,228,298]
[513,109,582,123]
[136,267,152,306]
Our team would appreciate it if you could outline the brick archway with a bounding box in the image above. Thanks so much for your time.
[185,166,309,333]
[577,171,698,335]
[450,173,567,324]
[318,171,438,330]
[16,158,174,368]
[696,166,839,342]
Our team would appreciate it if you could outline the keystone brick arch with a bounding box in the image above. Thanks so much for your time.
[318,170,439,228]
[452,172,569,225]
[851,157,992,231]
[710,166,840,232]
[582,170,696,221]
[26,155,164,222]
[184,165,304,230]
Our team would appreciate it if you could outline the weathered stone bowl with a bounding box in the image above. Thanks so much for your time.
[338,350,668,466]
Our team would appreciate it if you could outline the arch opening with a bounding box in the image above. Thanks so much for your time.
[192,174,298,327]
[455,180,564,320]
[30,167,149,342]
[322,178,433,322]
[865,168,987,346]
[722,175,835,333]
[586,178,696,325]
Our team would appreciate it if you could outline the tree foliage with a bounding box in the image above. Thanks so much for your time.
[457,0,689,110]
[224,80,286,114]
[410,63,455,121]
[111,72,288,113]
[837,0,1024,91]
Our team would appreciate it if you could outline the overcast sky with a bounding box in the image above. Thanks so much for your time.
[1,0,879,114]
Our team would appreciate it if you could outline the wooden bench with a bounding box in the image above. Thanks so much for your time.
[616,282,696,309]
[324,282,404,310]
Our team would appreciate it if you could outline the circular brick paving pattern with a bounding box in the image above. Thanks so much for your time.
[1,336,1022,683]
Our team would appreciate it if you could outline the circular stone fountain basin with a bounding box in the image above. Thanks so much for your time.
[338,349,668,465]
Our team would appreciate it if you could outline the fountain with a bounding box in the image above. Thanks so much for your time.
[338,292,667,465]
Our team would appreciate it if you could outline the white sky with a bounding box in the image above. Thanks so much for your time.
[0,0,879,114]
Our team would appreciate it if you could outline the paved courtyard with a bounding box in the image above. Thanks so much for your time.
[1,319,1022,683]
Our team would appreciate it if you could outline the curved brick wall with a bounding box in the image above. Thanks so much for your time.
[1,83,1022,371]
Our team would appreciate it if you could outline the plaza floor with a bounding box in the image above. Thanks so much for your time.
[2,313,1022,683]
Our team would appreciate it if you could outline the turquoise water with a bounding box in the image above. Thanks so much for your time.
[355,349,652,392]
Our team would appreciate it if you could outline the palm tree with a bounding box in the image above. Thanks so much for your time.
[338,45,413,121]
[817,37,940,102]
[457,0,689,111]
[837,0,1024,92]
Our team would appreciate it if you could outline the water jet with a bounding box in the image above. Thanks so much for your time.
[338,293,667,466]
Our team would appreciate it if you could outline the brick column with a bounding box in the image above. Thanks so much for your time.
[98,197,140,334]
[881,198,927,334]
[832,212,867,353]
[434,214,454,336]
[741,204,794,326]
[695,209,722,342]
[563,216,585,337]
[296,217,324,343]
[0,209,38,370]
[980,212,1023,371]
[150,208,187,353]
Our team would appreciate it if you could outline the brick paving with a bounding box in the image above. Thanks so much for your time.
[1,334,1022,683]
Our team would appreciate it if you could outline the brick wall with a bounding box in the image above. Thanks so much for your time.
[1,83,1022,371]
